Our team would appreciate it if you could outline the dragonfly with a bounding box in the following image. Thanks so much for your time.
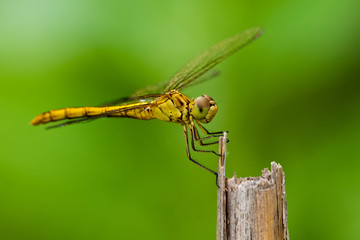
[31,27,263,176]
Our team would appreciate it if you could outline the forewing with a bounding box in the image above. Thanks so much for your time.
[164,27,263,92]
[77,27,262,114]
[129,80,168,98]
[98,92,163,107]
[98,79,168,107]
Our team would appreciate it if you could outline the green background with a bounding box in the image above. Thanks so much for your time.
[1,0,359,239]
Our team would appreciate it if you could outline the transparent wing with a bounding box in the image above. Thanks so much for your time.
[96,27,262,107]
[98,79,170,107]
[98,70,220,107]
[129,81,168,99]
[164,27,263,92]
[98,93,162,107]
[129,69,221,97]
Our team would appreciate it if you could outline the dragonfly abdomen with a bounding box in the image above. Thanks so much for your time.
[30,104,154,126]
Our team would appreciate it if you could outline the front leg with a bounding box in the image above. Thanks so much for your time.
[182,124,217,176]
[190,125,219,156]
[194,120,229,145]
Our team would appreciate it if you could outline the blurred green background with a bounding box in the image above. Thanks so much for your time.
[1,0,359,239]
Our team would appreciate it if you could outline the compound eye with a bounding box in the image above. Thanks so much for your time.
[193,95,210,120]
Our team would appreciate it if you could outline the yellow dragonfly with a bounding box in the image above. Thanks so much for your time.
[31,27,263,176]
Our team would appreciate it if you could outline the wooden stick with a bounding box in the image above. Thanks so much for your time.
[216,132,227,240]
[216,134,289,240]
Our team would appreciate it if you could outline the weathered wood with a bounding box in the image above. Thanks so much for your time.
[216,132,227,240]
[216,134,289,240]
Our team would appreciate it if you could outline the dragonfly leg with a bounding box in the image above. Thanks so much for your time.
[189,125,220,156]
[195,120,230,144]
[193,121,229,145]
[183,125,217,176]
[196,120,227,135]
[193,124,221,146]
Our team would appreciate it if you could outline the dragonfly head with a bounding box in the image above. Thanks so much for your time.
[192,95,218,123]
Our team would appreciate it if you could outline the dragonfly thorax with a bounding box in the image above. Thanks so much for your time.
[191,95,218,124]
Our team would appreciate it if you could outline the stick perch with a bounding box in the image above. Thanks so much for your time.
[216,132,227,240]
[216,133,289,240]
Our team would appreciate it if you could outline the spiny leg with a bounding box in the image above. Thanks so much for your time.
[196,119,226,135]
[193,124,221,146]
[189,125,219,156]
[183,125,217,176]
[195,120,229,144]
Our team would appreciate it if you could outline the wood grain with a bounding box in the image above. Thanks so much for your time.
[216,137,289,240]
